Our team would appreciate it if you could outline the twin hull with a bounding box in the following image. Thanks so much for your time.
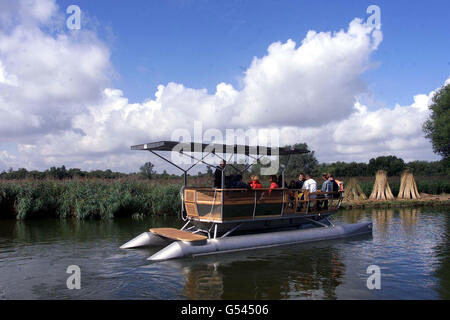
[121,221,372,261]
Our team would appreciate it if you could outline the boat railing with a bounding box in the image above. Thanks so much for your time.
[184,187,343,223]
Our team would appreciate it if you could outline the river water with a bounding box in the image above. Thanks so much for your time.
[0,207,449,300]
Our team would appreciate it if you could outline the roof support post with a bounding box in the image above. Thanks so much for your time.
[282,154,291,188]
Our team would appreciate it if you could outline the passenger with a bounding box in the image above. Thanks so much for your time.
[320,173,333,210]
[302,173,316,200]
[295,174,307,210]
[224,174,233,188]
[268,175,279,195]
[249,175,263,189]
[269,175,279,189]
[288,180,297,208]
[328,174,340,198]
[232,174,251,189]
[302,173,317,194]
[295,173,306,189]
[288,180,297,189]
[321,173,333,195]
[334,177,344,192]
[214,160,226,188]
[301,174,317,209]
[277,174,288,188]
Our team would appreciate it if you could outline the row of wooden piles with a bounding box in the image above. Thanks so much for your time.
[343,170,421,201]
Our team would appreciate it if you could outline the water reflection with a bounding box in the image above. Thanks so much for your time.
[399,208,419,235]
[434,212,450,300]
[0,207,449,299]
[156,240,356,300]
[340,207,420,237]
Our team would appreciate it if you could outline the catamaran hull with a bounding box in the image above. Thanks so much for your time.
[120,215,334,249]
[148,221,372,261]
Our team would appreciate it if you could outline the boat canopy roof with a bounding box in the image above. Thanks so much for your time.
[131,141,309,156]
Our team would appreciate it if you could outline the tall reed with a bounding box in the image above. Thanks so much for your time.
[0,179,181,220]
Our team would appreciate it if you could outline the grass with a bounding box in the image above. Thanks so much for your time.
[0,175,448,220]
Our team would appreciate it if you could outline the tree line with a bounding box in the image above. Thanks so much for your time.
[271,147,447,178]
[1,153,447,181]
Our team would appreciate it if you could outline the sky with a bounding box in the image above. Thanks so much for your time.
[0,0,449,173]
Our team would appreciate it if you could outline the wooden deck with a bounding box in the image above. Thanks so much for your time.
[149,228,207,242]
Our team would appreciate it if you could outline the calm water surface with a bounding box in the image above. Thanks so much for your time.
[0,207,449,299]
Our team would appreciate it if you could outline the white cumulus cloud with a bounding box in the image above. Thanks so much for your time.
[0,0,444,173]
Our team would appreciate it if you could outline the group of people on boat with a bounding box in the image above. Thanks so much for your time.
[211,160,344,211]
[213,160,280,190]
[213,160,342,195]
[289,173,342,196]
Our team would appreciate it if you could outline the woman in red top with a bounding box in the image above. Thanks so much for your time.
[249,175,263,189]
[269,175,279,195]
[269,175,279,189]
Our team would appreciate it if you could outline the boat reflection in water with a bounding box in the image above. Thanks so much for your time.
[151,236,373,300]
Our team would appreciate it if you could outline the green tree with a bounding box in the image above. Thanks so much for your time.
[281,143,318,178]
[140,162,155,179]
[368,156,405,176]
[248,143,318,178]
[423,83,450,163]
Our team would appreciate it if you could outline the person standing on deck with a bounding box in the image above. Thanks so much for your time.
[302,174,317,194]
[302,173,318,210]
[321,173,333,195]
[214,160,226,188]
[320,173,333,210]
[328,174,340,198]
[295,173,306,189]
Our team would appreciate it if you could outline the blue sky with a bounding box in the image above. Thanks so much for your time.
[0,0,448,172]
[58,0,450,106]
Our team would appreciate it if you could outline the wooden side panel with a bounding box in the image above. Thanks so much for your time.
[185,189,196,202]
[185,202,198,217]
[196,190,222,204]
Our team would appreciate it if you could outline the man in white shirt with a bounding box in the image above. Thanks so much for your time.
[302,174,317,194]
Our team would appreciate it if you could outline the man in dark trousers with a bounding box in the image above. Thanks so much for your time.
[214,160,226,188]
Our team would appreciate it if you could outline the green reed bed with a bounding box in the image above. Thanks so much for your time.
[0,179,181,220]
[1,176,448,220]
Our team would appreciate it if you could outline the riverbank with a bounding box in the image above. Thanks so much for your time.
[1,179,449,220]
[341,193,450,209]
